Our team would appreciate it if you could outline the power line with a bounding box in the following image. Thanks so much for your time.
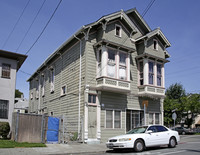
[16,0,47,53]
[19,69,32,76]
[2,0,31,49]
[142,0,156,18]
[25,0,63,55]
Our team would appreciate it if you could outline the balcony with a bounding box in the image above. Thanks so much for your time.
[138,85,165,98]
[96,76,130,93]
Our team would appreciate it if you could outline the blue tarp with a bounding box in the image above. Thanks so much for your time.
[46,117,59,143]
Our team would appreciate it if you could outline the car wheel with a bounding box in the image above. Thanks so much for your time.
[182,131,185,135]
[134,139,144,152]
[168,137,176,148]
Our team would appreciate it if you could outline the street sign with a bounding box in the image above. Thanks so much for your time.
[172,112,177,120]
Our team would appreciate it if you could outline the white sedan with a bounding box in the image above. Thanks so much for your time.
[106,125,180,152]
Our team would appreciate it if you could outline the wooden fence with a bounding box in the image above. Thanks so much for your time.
[11,113,47,143]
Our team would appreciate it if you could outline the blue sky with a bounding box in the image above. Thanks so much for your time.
[0,0,200,98]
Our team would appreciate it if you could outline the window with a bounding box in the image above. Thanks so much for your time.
[41,75,45,97]
[88,94,96,104]
[147,126,157,132]
[149,113,154,125]
[97,50,102,77]
[107,49,116,78]
[139,61,143,85]
[126,110,144,131]
[61,85,66,96]
[153,39,158,50]
[155,125,168,132]
[50,69,54,93]
[1,63,11,78]
[36,80,39,99]
[106,110,121,129]
[30,92,33,100]
[119,52,127,80]
[115,25,121,37]
[0,100,9,119]
[157,64,162,86]
[155,113,160,124]
[149,113,160,125]
[148,61,154,85]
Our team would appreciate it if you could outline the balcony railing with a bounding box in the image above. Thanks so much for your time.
[96,76,130,93]
[138,85,165,98]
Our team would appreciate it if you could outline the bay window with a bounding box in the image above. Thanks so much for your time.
[139,61,143,85]
[119,52,127,80]
[157,64,162,86]
[107,49,116,78]
[148,61,154,85]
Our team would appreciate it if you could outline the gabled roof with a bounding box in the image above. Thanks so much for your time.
[0,49,27,71]
[135,28,171,48]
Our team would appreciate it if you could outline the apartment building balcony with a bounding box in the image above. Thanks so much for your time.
[96,76,130,93]
[138,85,165,98]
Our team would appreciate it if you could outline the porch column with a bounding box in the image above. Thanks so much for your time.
[101,45,107,77]
[96,91,101,140]
[84,85,89,142]
[160,98,164,125]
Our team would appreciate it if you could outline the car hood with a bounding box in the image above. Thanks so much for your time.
[108,133,141,140]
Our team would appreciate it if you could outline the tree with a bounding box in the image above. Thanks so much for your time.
[164,83,186,126]
[15,89,23,98]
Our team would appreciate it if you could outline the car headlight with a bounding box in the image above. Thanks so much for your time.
[119,138,132,142]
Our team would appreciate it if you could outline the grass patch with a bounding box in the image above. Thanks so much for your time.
[0,140,46,148]
[195,133,200,135]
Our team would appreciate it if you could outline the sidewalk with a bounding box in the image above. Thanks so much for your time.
[0,143,107,155]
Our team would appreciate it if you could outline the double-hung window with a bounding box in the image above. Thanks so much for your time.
[139,61,144,85]
[88,94,96,105]
[41,75,45,97]
[2,63,11,79]
[107,49,116,78]
[157,64,162,86]
[106,110,121,129]
[148,61,154,85]
[119,52,127,80]
[0,100,9,119]
[97,50,102,77]
[50,69,54,93]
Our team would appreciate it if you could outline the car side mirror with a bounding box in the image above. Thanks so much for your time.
[146,130,153,134]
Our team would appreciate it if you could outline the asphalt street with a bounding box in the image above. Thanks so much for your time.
[93,135,200,155]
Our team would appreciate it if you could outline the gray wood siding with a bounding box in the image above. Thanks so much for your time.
[29,39,86,133]
[103,20,136,50]
[145,38,166,59]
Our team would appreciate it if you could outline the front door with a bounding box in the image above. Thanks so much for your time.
[88,106,97,139]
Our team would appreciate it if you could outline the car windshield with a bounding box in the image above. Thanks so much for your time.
[126,126,148,134]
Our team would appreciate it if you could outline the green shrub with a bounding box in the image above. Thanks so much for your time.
[0,122,10,139]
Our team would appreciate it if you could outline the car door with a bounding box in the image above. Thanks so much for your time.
[145,126,160,147]
[155,126,169,145]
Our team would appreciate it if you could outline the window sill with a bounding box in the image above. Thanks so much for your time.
[88,103,97,106]
[1,76,10,79]
[60,94,66,97]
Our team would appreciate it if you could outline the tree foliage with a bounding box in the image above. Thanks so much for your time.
[15,89,23,98]
[164,83,200,128]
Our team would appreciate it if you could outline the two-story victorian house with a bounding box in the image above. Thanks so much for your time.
[28,8,171,143]
[0,50,27,127]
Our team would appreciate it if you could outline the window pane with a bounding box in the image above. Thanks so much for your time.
[93,95,96,103]
[114,111,121,128]
[119,66,126,80]
[119,53,126,64]
[106,110,113,128]
[2,64,11,78]
[108,49,115,62]
[0,100,8,119]
[149,62,154,85]
[155,113,160,124]
[149,113,153,125]
[107,64,115,77]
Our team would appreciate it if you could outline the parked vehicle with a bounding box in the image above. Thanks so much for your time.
[106,125,180,152]
[173,127,194,135]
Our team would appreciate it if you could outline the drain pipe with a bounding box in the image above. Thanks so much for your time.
[74,35,82,139]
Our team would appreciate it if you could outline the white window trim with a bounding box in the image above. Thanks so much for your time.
[115,24,122,37]
[41,74,45,97]
[148,112,160,125]
[60,85,67,96]
[30,92,33,100]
